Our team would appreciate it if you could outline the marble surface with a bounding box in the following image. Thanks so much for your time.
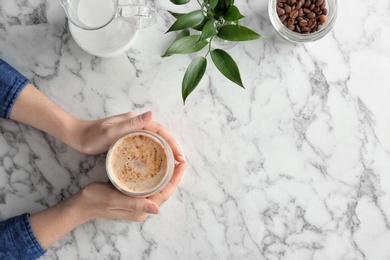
[1,0,390,259]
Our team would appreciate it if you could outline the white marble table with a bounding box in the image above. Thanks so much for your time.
[1,0,390,259]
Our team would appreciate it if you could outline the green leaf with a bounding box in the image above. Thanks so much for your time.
[210,49,244,88]
[223,5,245,21]
[217,25,261,41]
[199,19,216,42]
[192,17,208,31]
[182,57,207,103]
[162,35,208,57]
[168,11,184,19]
[224,0,234,6]
[167,10,204,32]
[168,11,206,31]
[214,0,229,18]
[209,0,219,9]
[170,0,190,5]
[175,29,190,41]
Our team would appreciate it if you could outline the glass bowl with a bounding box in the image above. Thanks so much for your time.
[268,0,337,43]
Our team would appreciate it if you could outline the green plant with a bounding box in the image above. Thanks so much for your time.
[163,0,262,103]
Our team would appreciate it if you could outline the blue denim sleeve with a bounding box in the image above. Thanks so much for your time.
[0,60,44,258]
[0,59,30,119]
[0,213,46,259]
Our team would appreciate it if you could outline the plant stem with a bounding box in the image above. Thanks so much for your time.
[205,37,213,57]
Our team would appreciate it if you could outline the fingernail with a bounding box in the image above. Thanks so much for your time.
[178,155,186,162]
[140,111,152,122]
[146,204,159,214]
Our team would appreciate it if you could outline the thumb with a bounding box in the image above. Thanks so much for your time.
[145,202,159,214]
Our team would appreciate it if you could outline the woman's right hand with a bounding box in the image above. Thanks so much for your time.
[30,160,187,249]
[75,183,158,222]
[73,160,187,222]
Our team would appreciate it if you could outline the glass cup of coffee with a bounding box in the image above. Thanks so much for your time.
[106,130,175,197]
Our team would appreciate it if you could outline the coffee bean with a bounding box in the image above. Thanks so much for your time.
[299,19,308,26]
[319,14,327,23]
[277,8,286,15]
[287,18,294,27]
[277,0,328,34]
[309,20,317,29]
[306,12,316,19]
[290,10,299,19]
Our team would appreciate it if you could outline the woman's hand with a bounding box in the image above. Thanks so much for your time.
[30,159,187,249]
[10,84,185,162]
[11,83,188,249]
[76,160,187,221]
[73,111,185,162]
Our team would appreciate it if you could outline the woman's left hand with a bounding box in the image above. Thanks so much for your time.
[74,111,185,163]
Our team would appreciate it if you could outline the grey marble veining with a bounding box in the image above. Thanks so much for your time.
[1,0,390,259]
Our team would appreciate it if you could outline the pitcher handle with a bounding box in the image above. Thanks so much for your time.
[116,5,157,29]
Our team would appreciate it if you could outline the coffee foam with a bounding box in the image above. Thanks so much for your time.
[108,133,169,193]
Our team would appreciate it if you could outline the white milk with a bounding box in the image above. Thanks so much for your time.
[77,0,116,28]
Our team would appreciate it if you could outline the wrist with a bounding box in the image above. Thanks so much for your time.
[63,118,87,153]
[29,190,92,249]
[64,189,95,224]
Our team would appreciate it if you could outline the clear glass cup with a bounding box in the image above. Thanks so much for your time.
[268,0,338,43]
[106,130,175,197]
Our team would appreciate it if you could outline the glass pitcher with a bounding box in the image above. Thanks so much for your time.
[60,0,157,57]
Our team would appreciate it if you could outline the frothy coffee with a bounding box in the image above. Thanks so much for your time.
[106,131,173,196]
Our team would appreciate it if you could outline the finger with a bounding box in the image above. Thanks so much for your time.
[113,111,153,137]
[151,193,167,207]
[119,111,152,128]
[105,111,138,124]
[150,161,187,206]
[113,210,149,222]
[113,195,159,216]
[143,122,185,162]
[145,203,159,214]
